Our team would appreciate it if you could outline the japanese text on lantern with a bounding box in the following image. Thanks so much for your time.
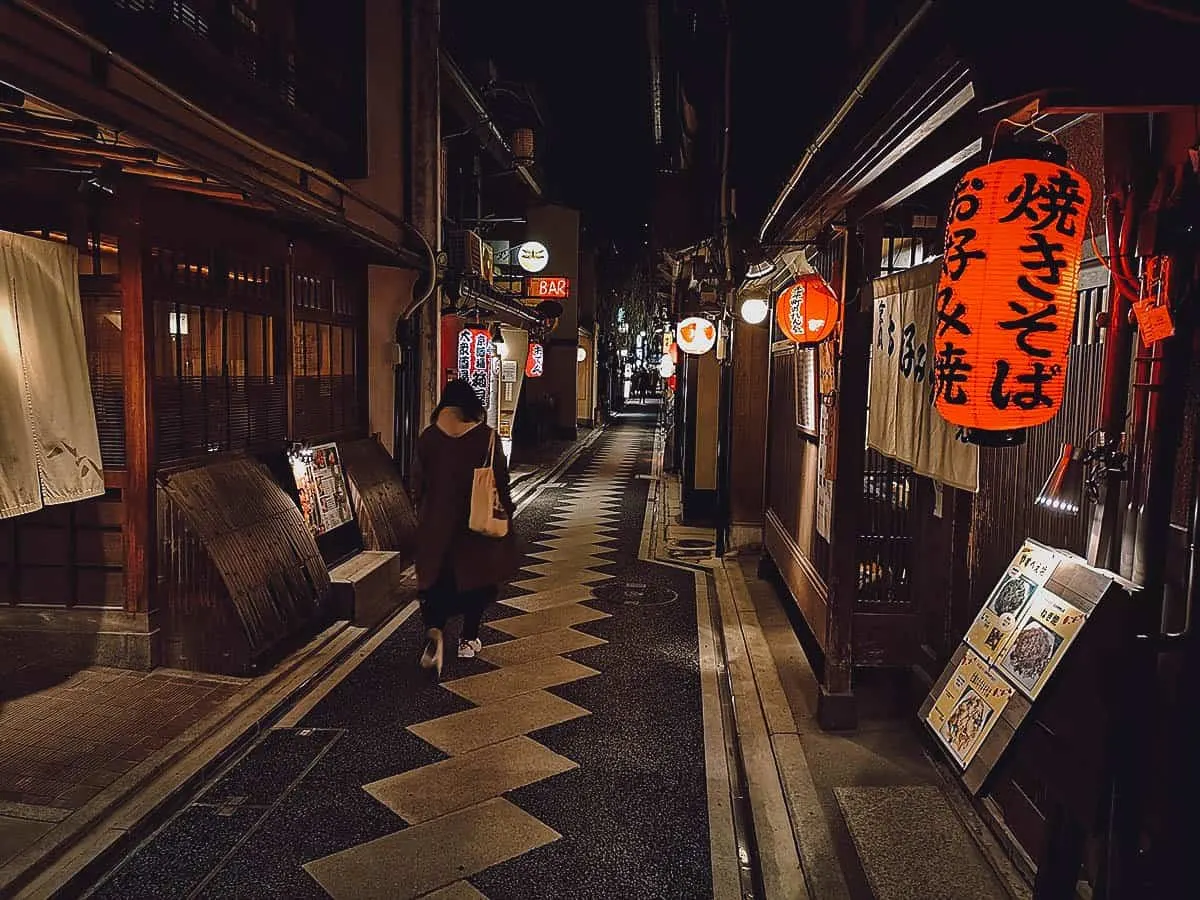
[932,159,1092,432]
[457,327,492,401]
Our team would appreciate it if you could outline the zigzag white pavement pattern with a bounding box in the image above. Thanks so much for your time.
[304,431,644,900]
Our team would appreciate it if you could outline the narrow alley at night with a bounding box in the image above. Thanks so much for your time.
[2,1,1200,898]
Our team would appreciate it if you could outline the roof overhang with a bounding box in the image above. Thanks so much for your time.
[0,0,427,270]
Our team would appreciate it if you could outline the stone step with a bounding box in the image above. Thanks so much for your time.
[329,551,408,628]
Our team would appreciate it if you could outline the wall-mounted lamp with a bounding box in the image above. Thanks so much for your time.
[1035,443,1085,515]
[1035,432,1129,517]
[490,323,507,358]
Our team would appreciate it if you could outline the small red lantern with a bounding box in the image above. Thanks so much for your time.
[776,274,840,344]
[669,341,679,364]
[931,152,1092,444]
[525,341,545,377]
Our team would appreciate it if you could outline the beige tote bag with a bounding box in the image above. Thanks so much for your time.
[469,429,509,538]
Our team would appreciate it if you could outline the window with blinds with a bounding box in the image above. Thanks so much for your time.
[150,247,286,463]
[81,276,127,468]
[293,319,359,439]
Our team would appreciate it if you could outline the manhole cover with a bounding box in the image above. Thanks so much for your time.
[590,581,678,608]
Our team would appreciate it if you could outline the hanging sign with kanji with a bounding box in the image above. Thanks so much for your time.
[932,153,1092,443]
[457,327,493,400]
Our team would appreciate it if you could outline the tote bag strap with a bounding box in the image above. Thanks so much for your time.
[484,428,496,468]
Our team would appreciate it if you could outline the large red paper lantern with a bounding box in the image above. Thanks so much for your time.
[776,274,839,344]
[525,341,545,377]
[932,153,1092,445]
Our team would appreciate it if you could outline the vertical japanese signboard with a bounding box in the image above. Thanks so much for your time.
[457,327,493,401]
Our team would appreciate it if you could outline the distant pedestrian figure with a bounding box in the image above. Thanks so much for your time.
[412,379,517,676]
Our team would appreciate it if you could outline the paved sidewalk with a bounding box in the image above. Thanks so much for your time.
[87,406,714,899]
[0,434,594,898]
[636,424,1026,900]
[0,649,244,867]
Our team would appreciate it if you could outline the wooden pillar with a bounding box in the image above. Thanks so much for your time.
[284,240,296,439]
[117,189,155,615]
[730,314,770,543]
[819,215,882,730]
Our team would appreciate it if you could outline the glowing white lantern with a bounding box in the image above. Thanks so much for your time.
[740,296,769,325]
[676,316,717,355]
[517,241,549,273]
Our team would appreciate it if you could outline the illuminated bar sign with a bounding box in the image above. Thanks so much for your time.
[525,276,571,300]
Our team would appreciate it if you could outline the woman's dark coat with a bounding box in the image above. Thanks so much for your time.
[412,422,518,592]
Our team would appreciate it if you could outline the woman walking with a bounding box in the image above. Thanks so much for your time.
[412,379,517,676]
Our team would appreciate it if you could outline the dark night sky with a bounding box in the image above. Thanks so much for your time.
[441,1,655,253]
[441,1,863,252]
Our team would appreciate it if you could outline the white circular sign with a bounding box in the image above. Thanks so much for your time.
[517,241,549,273]
[676,316,717,355]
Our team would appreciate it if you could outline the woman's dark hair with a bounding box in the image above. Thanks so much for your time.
[433,379,486,424]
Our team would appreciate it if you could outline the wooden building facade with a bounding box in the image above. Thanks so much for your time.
[740,0,1200,889]
[0,0,432,673]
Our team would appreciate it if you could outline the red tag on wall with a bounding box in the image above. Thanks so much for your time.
[1133,300,1175,345]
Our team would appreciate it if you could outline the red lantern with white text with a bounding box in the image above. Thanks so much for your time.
[525,341,545,378]
[931,149,1092,445]
[776,274,839,344]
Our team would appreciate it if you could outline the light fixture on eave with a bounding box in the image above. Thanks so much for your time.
[746,258,776,280]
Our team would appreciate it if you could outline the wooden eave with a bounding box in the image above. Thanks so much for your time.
[0,2,427,270]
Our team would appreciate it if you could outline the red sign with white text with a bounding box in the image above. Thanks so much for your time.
[525,276,571,299]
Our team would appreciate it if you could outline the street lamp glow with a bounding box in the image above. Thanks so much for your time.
[577,345,587,362]
[740,296,769,325]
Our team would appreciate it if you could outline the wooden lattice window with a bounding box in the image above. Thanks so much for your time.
[292,320,359,439]
[149,246,285,462]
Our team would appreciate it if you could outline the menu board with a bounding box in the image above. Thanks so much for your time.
[928,539,1094,768]
[926,649,1015,767]
[965,541,1060,664]
[997,589,1088,699]
[295,442,354,537]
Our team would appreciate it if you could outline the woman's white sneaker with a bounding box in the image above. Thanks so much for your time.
[457,638,483,659]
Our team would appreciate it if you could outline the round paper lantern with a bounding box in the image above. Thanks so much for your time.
[669,341,679,364]
[517,241,549,273]
[658,354,676,378]
[577,345,587,363]
[741,296,769,325]
[676,316,716,355]
[776,274,839,344]
[931,153,1093,445]
[525,341,544,377]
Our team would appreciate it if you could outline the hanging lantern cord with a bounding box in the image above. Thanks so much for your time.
[988,116,1061,163]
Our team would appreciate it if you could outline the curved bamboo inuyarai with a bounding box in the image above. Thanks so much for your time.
[158,455,330,673]
[338,437,419,562]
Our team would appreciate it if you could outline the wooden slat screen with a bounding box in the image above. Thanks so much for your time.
[149,246,286,463]
[292,269,362,441]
